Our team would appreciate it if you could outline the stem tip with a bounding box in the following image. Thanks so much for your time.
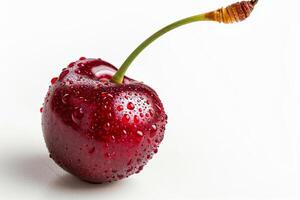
[251,0,258,6]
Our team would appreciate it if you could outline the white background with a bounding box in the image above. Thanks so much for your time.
[1,0,300,199]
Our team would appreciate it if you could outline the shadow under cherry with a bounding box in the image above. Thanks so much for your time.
[4,151,131,194]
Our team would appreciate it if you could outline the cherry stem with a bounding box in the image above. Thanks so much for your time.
[111,14,207,84]
[111,0,258,84]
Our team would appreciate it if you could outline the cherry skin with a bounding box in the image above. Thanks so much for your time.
[42,58,167,183]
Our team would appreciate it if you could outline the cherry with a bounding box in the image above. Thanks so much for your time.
[41,1,257,183]
[42,58,167,183]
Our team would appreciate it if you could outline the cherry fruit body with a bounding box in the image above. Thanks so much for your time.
[42,58,167,183]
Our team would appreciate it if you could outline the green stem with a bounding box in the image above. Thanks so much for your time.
[111,14,208,84]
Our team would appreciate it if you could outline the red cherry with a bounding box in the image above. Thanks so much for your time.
[42,58,167,183]
[41,1,258,184]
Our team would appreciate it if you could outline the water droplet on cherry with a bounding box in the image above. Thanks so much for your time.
[62,94,70,104]
[127,102,135,110]
[75,69,81,74]
[72,107,84,124]
[117,105,123,111]
[89,147,95,154]
[127,167,133,172]
[122,114,130,123]
[105,152,111,159]
[134,115,139,123]
[68,62,75,68]
[59,69,69,80]
[150,124,157,137]
[51,77,58,85]
[117,174,124,179]
[149,109,154,117]
[137,131,143,137]
[104,122,111,130]
[78,63,85,67]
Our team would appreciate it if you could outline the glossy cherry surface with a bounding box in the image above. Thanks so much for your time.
[42,58,167,183]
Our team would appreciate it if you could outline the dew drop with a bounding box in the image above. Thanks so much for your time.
[89,147,95,154]
[111,135,116,142]
[74,107,84,118]
[51,77,58,85]
[102,105,108,110]
[72,107,84,123]
[117,105,123,111]
[67,80,73,85]
[138,108,142,112]
[59,69,69,80]
[137,130,143,137]
[139,113,144,118]
[127,102,135,110]
[122,114,130,123]
[136,166,144,174]
[68,62,75,68]
[149,109,154,117]
[101,92,108,98]
[78,63,85,67]
[127,167,133,172]
[150,124,157,137]
[155,104,162,113]
[75,69,81,74]
[117,174,124,179]
[134,115,139,123]
[86,59,102,67]
[62,94,70,104]
[127,159,132,166]
[104,122,111,131]
[105,152,111,159]
[40,107,43,113]
[153,148,158,154]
